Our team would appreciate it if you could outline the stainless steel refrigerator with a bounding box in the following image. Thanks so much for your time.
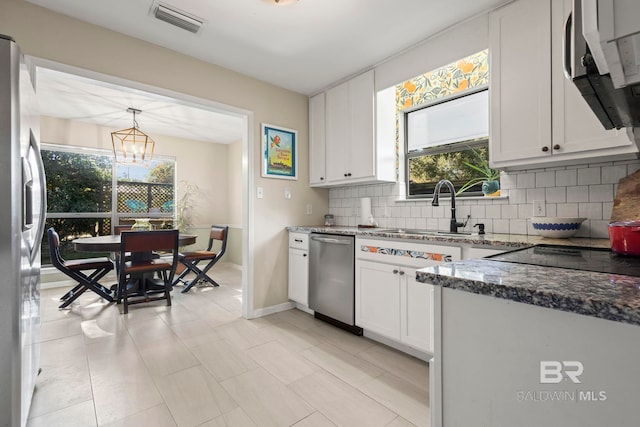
[0,34,46,427]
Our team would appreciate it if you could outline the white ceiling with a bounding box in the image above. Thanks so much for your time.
[36,68,244,144]
[28,0,510,144]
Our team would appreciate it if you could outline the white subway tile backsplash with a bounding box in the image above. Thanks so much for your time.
[578,203,603,220]
[493,219,509,233]
[328,159,638,237]
[501,204,518,219]
[556,169,577,186]
[588,184,614,202]
[628,163,640,176]
[501,173,517,189]
[517,173,536,189]
[556,203,578,217]
[536,171,556,188]
[578,167,601,185]
[470,205,486,219]
[426,218,439,229]
[566,186,589,203]
[545,187,566,203]
[603,202,613,221]
[601,165,629,184]
[485,205,501,219]
[507,188,526,204]
[590,220,610,238]
[526,188,546,203]
[509,219,527,235]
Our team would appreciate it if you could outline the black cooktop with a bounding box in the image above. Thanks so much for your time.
[487,244,640,277]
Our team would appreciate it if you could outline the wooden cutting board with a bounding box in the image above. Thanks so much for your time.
[611,169,640,222]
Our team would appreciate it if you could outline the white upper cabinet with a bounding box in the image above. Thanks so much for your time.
[310,70,395,187]
[489,0,637,169]
[309,93,326,186]
[489,0,552,165]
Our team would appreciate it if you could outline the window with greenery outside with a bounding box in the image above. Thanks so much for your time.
[41,147,177,265]
[42,149,113,263]
[398,49,495,198]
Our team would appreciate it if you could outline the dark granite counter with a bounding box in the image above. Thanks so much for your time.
[287,226,611,249]
[416,259,640,326]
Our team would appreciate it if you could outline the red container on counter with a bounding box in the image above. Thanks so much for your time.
[609,221,640,256]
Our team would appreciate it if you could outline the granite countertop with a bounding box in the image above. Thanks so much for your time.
[287,225,611,249]
[416,259,640,326]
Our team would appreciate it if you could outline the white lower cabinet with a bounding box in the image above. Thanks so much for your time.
[288,232,309,306]
[355,238,461,354]
[401,268,434,353]
[356,260,401,340]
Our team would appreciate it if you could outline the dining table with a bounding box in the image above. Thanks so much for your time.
[72,233,197,253]
[71,232,197,302]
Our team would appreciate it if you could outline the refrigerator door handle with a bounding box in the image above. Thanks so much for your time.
[22,157,33,231]
[26,131,47,264]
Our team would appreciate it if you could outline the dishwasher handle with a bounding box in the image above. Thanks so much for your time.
[310,235,352,245]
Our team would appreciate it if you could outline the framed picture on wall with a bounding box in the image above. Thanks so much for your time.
[261,123,298,180]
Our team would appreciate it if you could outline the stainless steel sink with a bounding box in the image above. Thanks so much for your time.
[372,228,473,236]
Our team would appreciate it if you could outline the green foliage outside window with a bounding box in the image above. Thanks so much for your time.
[44,150,113,214]
[408,145,490,196]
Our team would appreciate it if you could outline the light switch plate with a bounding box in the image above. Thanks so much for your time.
[533,200,545,216]
[285,188,292,199]
[306,204,312,215]
[257,187,264,199]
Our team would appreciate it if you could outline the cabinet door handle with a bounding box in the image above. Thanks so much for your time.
[541,146,549,152]
[294,239,303,242]
[303,254,307,257]
[392,269,399,274]
[344,173,348,177]
[320,177,324,180]
[399,270,405,276]
[347,173,352,177]
[553,144,560,150]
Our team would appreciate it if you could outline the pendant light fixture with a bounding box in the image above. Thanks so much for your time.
[111,108,155,164]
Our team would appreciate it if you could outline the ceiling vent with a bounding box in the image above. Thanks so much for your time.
[153,3,204,34]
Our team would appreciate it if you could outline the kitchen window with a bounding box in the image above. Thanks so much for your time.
[398,49,490,198]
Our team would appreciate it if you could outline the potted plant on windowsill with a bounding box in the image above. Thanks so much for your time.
[456,147,502,196]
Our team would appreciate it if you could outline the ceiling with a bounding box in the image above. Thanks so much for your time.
[36,68,244,144]
[28,0,510,144]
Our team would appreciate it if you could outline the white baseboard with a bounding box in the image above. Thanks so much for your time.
[250,301,294,318]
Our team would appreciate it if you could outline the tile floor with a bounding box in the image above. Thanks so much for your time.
[29,263,430,426]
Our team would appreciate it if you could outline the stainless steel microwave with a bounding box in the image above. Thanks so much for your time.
[564,0,640,141]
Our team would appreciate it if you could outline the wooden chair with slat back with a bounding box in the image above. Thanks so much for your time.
[48,228,114,309]
[172,225,228,293]
[117,229,179,314]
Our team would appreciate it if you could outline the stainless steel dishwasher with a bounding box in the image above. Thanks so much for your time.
[308,233,362,335]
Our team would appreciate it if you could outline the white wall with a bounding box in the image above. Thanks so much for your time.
[2,0,329,312]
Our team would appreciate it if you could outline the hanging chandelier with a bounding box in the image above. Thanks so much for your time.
[111,108,155,164]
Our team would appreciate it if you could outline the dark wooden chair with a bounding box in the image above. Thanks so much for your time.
[48,228,114,309]
[173,225,228,293]
[118,229,179,314]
